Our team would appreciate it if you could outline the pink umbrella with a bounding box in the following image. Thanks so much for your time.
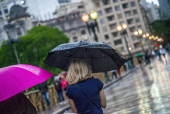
[0,64,55,102]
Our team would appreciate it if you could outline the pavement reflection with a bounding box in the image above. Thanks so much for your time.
[104,58,170,114]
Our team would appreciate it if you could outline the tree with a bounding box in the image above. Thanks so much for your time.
[0,26,69,91]
[150,19,170,46]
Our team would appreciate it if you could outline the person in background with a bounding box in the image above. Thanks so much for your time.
[145,51,150,65]
[66,59,107,114]
[0,92,37,114]
[156,49,162,61]
[54,76,66,105]
[160,47,167,63]
[151,50,155,59]
[117,69,121,78]
[38,82,50,107]
[61,74,69,91]
[110,70,117,80]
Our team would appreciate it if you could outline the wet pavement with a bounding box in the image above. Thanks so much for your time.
[65,56,170,114]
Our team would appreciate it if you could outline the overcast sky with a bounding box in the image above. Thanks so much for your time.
[146,0,159,5]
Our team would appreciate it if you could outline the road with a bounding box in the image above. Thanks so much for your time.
[65,57,170,114]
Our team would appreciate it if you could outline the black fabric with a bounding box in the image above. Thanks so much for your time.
[0,93,37,114]
[38,82,48,95]
[54,81,62,91]
[44,41,128,73]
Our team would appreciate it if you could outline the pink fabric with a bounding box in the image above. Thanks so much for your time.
[0,64,55,102]
[62,80,68,89]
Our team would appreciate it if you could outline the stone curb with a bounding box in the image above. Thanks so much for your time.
[52,67,140,114]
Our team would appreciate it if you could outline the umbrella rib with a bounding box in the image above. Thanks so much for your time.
[62,47,81,70]
[97,48,120,68]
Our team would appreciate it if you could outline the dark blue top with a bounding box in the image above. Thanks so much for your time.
[66,78,104,114]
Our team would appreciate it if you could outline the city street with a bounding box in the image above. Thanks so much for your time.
[65,57,170,114]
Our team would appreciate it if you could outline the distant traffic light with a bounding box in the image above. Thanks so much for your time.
[155,44,158,47]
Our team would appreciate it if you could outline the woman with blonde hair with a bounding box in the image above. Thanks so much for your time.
[66,59,107,114]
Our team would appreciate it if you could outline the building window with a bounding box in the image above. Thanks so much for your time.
[125,11,131,17]
[103,0,110,5]
[95,2,100,7]
[102,26,107,32]
[100,18,105,24]
[113,0,118,3]
[110,23,116,29]
[135,18,140,23]
[112,32,118,37]
[61,25,65,31]
[114,39,122,45]
[0,11,2,15]
[129,27,135,32]
[107,15,114,21]
[117,13,122,19]
[78,5,84,8]
[81,30,86,35]
[137,25,142,29]
[105,34,109,40]
[98,11,102,16]
[105,7,112,13]
[122,3,128,9]
[117,47,124,52]
[115,6,120,11]
[16,27,22,36]
[131,35,137,40]
[73,36,78,42]
[127,19,133,24]
[4,9,8,14]
[133,10,137,15]
[130,2,135,7]
[134,42,140,48]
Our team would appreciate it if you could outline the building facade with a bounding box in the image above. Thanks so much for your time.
[43,11,100,43]
[158,0,170,19]
[147,3,160,22]
[91,0,151,55]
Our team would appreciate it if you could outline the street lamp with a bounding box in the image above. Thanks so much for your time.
[82,11,99,42]
[117,23,135,69]
[143,33,152,51]
[134,29,145,53]
[116,23,132,57]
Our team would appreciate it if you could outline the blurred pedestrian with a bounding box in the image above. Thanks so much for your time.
[165,43,170,54]
[61,74,69,91]
[145,51,150,65]
[0,92,37,114]
[160,47,167,63]
[117,69,121,78]
[151,50,155,59]
[38,82,50,106]
[156,49,162,61]
[66,59,107,113]
[54,76,66,105]
[110,70,117,79]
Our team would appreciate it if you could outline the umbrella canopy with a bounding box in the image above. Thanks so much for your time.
[0,64,55,102]
[135,53,144,57]
[44,41,128,73]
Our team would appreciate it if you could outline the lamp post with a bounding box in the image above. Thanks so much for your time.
[116,23,132,57]
[143,33,152,51]
[134,29,145,53]
[82,11,99,42]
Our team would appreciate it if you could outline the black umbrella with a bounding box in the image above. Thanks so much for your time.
[44,41,128,73]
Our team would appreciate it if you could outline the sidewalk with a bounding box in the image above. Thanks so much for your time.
[39,67,139,114]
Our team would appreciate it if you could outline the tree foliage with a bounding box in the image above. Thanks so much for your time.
[0,26,69,91]
[150,19,170,46]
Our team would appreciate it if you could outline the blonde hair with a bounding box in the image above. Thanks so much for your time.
[66,59,92,84]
